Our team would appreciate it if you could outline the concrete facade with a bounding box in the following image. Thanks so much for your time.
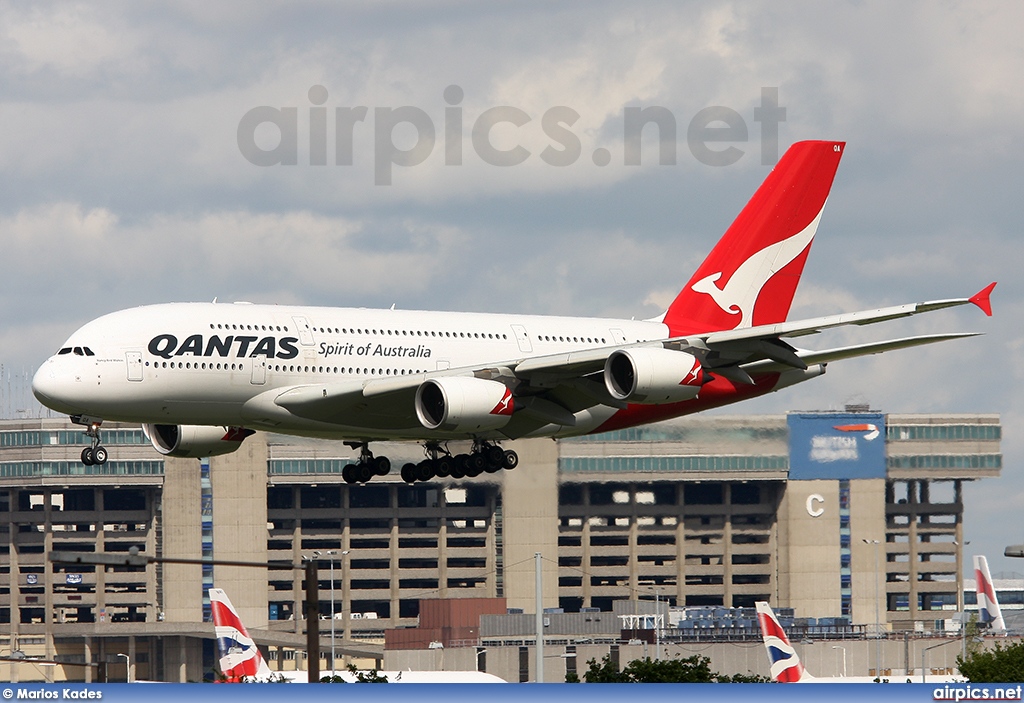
[0,410,1001,681]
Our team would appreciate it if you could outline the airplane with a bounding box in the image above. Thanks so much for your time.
[755,601,960,683]
[31,140,996,484]
[973,555,1006,633]
[210,587,274,682]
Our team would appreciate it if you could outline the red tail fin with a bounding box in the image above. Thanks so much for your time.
[663,141,846,336]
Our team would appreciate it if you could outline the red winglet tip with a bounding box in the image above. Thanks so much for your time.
[969,282,997,316]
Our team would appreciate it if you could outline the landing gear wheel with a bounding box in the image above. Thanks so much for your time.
[342,464,358,484]
[415,460,435,482]
[449,456,466,480]
[466,458,485,477]
[81,447,95,466]
[501,449,519,470]
[484,452,502,473]
[468,453,486,473]
[484,444,504,467]
[373,456,391,476]
[434,456,452,478]
[92,446,108,465]
[356,463,374,483]
[401,463,417,483]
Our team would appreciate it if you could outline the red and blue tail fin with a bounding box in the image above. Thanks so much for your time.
[756,601,810,682]
[664,141,846,336]
[210,587,273,682]
[973,555,1006,633]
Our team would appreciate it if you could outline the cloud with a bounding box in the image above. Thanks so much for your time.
[1,1,1022,566]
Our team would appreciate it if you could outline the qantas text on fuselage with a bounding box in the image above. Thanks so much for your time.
[32,141,995,485]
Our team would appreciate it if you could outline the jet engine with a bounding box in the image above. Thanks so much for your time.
[604,348,707,404]
[415,377,515,433]
[142,424,254,459]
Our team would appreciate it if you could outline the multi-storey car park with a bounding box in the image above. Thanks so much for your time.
[0,408,1001,681]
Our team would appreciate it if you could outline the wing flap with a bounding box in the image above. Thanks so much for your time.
[741,332,980,374]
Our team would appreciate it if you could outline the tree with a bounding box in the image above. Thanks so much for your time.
[569,654,770,683]
[957,640,1024,683]
[320,663,390,683]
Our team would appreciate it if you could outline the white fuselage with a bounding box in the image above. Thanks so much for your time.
[32,302,680,440]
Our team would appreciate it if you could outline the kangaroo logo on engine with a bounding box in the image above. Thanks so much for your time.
[148,334,300,360]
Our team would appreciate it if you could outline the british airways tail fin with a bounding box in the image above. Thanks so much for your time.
[755,601,811,682]
[973,555,1006,633]
[663,140,845,337]
[210,587,274,682]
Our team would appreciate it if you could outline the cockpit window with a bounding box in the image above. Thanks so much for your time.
[58,348,72,355]
[83,347,95,356]
[73,347,84,356]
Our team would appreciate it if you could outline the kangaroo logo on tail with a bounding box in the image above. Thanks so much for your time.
[210,587,273,682]
[663,141,844,337]
[691,207,825,328]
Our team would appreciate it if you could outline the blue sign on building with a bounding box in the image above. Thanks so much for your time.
[787,412,887,480]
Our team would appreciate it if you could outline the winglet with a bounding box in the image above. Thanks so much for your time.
[969,282,997,317]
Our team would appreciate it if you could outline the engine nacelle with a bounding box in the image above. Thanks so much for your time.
[142,424,254,459]
[415,377,515,433]
[604,348,707,404]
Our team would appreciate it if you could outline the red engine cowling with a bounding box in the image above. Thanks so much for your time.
[143,424,254,458]
[415,377,515,433]
[604,348,707,404]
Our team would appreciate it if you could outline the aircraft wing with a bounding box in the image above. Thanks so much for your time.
[701,282,995,344]
[265,284,993,429]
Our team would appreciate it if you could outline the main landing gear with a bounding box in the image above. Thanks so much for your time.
[71,415,108,466]
[338,441,519,485]
[400,441,518,484]
[341,442,391,484]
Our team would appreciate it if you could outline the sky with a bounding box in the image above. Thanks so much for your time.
[1,1,1022,577]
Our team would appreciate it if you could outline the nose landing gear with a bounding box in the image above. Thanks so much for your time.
[71,415,108,466]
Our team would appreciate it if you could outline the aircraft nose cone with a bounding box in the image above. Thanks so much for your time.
[32,362,58,405]
[32,360,80,414]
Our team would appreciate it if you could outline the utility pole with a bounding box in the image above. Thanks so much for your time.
[535,552,543,683]
[305,559,320,683]
[864,538,882,675]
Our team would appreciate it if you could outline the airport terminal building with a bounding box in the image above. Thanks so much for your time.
[0,408,1001,681]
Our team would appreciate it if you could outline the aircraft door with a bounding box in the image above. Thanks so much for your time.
[292,316,315,346]
[609,328,627,345]
[250,357,267,385]
[125,352,143,382]
[510,324,532,353]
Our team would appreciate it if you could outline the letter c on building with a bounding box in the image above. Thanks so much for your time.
[806,494,825,518]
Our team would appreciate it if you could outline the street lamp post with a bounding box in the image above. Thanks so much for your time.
[953,540,970,614]
[313,549,350,677]
[654,587,660,661]
[116,653,129,683]
[863,538,882,675]
[922,640,958,683]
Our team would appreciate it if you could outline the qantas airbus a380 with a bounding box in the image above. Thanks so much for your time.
[32,141,995,484]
